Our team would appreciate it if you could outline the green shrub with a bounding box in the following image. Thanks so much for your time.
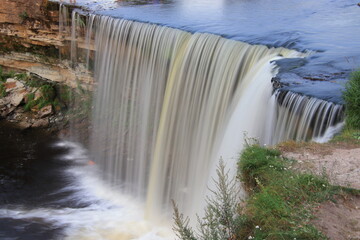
[0,83,7,98]
[40,84,55,102]
[23,85,56,111]
[0,66,3,82]
[24,92,36,111]
[15,72,28,81]
[173,160,243,240]
[0,67,15,82]
[3,70,15,79]
[19,11,29,21]
[343,70,360,129]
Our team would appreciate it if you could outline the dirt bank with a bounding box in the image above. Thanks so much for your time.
[279,140,360,240]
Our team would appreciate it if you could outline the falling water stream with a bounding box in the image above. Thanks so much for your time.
[0,4,347,240]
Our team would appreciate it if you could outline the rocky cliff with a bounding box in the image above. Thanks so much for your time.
[0,0,92,130]
[0,0,93,88]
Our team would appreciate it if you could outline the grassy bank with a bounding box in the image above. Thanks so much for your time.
[237,145,359,239]
[173,70,360,239]
[173,144,359,240]
[343,70,360,130]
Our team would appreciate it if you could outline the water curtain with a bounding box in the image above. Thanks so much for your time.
[66,9,343,220]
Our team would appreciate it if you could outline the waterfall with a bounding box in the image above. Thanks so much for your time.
[264,90,344,145]
[73,13,304,220]
[66,10,343,223]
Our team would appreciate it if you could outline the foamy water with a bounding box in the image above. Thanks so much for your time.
[0,141,173,240]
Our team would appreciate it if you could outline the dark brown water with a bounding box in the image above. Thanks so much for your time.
[0,122,77,239]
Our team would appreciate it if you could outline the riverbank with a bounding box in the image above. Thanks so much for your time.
[173,133,360,240]
[0,67,92,143]
[277,134,360,240]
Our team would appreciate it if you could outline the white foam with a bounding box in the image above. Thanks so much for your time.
[0,140,173,240]
[313,121,345,143]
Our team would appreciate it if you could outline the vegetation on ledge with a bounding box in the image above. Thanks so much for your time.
[343,70,360,130]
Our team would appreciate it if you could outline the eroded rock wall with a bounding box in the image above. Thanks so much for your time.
[0,0,93,89]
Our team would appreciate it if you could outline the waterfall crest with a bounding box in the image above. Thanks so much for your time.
[264,90,344,145]
[66,10,343,222]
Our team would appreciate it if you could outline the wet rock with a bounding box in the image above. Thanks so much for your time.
[32,118,49,128]
[0,105,16,117]
[18,120,32,130]
[14,107,26,114]
[271,77,282,89]
[37,105,53,118]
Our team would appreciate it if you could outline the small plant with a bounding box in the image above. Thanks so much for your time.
[19,11,29,21]
[173,159,244,240]
[40,84,55,101]
[0,83,7,98]
[0,66,3,82]
[23,84,57,111]
[0,68,15,80]
[24,92,36,111]
[25,78,44,88]
[173,144,356,240]
[343,70,360,129]
[15,72,29,81]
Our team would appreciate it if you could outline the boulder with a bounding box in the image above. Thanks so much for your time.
[9,90,26,107]
[37,104,53,118]
[32,118,49,128]
[18,120,32,130]
[4,78,25,92]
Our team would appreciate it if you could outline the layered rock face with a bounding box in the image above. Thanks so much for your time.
[0,0,92,130]
[0,0,46,24]
[0,0,93,88]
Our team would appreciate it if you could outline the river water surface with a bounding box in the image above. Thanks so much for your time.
[58,0,360,103]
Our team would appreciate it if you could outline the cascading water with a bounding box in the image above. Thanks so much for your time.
[78,13,306,221]
[0,5,347,239]
[264,90,344,145]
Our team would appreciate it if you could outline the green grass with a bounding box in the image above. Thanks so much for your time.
[24,92,36,111]
[237,145,356,240]
[23,84,56,111]
[0,82,7,98]
[174,144,359,240]
[0,66,16,82]
[19,11,29,22]
[330,127,360,143]
[343,70,360,130]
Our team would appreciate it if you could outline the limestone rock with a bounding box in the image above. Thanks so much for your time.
[9,90,26,107]
[4,78,25,92]
[32,118,49,128]
[0,0,46,24]
[38,104,53,118]
[18,120,32,130]
[34,89,42,101]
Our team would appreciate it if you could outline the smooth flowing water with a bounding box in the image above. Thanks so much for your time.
[264,90,344,145]
[57,0,360,103]
[84,13,308,221]
[0,1,352,239]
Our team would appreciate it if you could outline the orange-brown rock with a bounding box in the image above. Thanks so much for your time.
[0,0,47,24]
[0,0,94,89]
